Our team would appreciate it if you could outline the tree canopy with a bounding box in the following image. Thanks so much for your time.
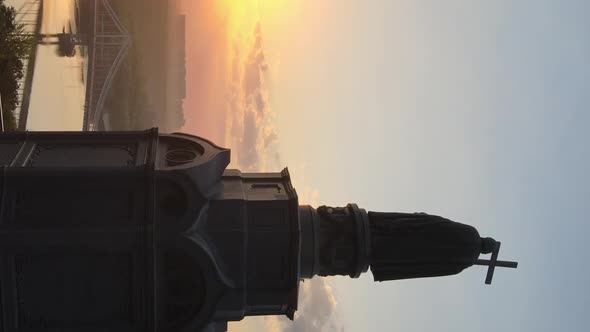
[0,0,35,130]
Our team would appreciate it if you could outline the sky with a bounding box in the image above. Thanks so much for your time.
[178,1,590,331]
[9,0,590,331]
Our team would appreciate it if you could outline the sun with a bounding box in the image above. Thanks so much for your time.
[259,0,291,14]
[216,0,293,31]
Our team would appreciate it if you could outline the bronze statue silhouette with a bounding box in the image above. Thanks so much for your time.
[368,212,507,282]
[0,130,518,331]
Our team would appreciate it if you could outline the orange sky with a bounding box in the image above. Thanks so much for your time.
[177,2,338,331]
[179,1,231,145]
[180,0,280,172]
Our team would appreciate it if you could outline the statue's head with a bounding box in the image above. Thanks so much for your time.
[481,237,498,254]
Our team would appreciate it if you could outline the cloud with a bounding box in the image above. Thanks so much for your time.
[236,110,260,170]
[265,278,343,332]
[243,54,264,97]
[255,91,266,114]
[224,24,342,331]
[263,127,278,148]
[180,1,279,161]
[181,6,343,331]
[228,22,282,172]
[242,23,267,107]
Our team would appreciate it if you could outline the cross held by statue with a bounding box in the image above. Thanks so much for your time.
[474,242,518,284]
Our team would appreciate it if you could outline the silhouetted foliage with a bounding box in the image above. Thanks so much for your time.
[0,0,35,130]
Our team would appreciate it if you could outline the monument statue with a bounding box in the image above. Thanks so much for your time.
[0,129,516,332]
[369,212,498,281]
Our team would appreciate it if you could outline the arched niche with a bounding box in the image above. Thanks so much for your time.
[156,235,228,332]
[161,249,207,331]
[155,176,207,232]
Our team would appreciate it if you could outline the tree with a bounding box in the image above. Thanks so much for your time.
[0,0,35,59]
[0,0,35,130]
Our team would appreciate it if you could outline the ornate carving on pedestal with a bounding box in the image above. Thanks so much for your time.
[27,143,137,167]
[313,204,370,278]
[316,205,357,277]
